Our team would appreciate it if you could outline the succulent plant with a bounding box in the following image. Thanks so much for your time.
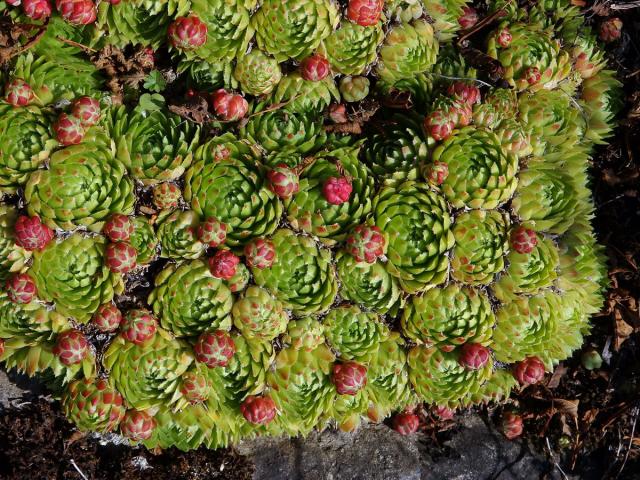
[185,134,282,247]
[431,127,518,210]
[62,378,125,432]
[501,411,523,439]
[253,229,337,315]
[376,20,439,85]
[232,286,288,341]
[108,106,200,185]
[373,181,454,293]
[402,284,494,350]
[252,0,339,62]
[149,260,233,337]
[0,0,617,450]
[0,104,57,193]
[286,144,374,242]
[450,209,510,285]
[29,234,124,323]
[233,50,282,96]
[24,136,135,232]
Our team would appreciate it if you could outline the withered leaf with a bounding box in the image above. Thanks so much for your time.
[547,364,568,389]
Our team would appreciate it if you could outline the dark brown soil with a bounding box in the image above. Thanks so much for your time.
[0,398,254,480]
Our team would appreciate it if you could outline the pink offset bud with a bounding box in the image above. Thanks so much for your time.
[71,96,101,127]
[103,214,134,242]
[14,215,54,251]
[459,343,491,370]
[447,81,481,106]
[332,361,367,395]
[599,17,622,43]
[497,28,512,48]
[523,66,541,86]
[105,241,137,274]
[167,15,208,50]
[54,113,85,146]
[244,238,276,269]
[198,217,228,248]
[23,0,52,20]
[300,55,330,82]
[120,410,156,442]
[4,78,34,107]
[458,6,479,29]
[514,356,546,386]
[55,0,97,25]
[241,395,277,425]
[194,330,236,368]
[347,0,383,26]
[53,329,89,365]
[92,303,123,333]
[121,309,157,345]
[425,161,449,186]
[180,371,210,404]
[322,176,352,205]
[329,103,348,123]
[424,110,454,141]
[208,249,240,280]
[211,89,248,121]
[346,225,386,264]
[501,412,523,440]
[6,273,37,304]
[392,412,420,435]
[267,164,299,199]
[510,227,538,254]
[434,405,455,421]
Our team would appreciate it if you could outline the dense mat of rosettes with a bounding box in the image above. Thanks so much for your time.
[0,0,621,450]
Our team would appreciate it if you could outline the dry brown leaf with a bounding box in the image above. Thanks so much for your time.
[554,398,579,419]
[547,364,568,389]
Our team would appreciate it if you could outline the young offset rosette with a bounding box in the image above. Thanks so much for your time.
[4,79,34,107]
[211,89,248,121]
[54,113,85,146]
[208,249,240,280]
[120,410,156,442]
[22,0,52,20]
[105,242,137,274]
[168,15,208,50]
[347,0,383,27]
[92,303,123,333]
[121,309,157,345]
[72,96,101,127]
[194,330,236,368]
[103,214,134,243]
[197,217,228,248]
[244,238,276,269]
[14,215,54,251]
[345,225,386,264]
[501,412,523,440]
[6,273,37,303]
[392,412,420,435]
[267,164,300,199]
[240,395,277,425]
[53,329,89,365]
[513,356,546,386]
[458,343,491,370]
[300,55,331,81]
[332,361,367,395]
[56,0,97,25]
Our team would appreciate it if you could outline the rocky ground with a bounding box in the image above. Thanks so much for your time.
[1,369,563,480]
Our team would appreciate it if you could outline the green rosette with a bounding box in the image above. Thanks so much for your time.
[487,22,571,92]
[373,181,454,294]
[233,50,282,96]
[252,0,339,61]
[336,252,404,317]
[286,144,374,242]
[129,217,159,265]
[29,234,124,323]
[24,136,135,233]
[323,305,390,363]
[376,20,439,85]
[240,102,327,156]
[465,369,518,407]
[580,69,623,145]
[267,344,336,436]
[492,235,560,301]
[407,344,492,408]
[179,0,254,63]
[232,286,288,341]
[423,0,471,42]
[450,209,510,285]
[268,72,339,115]
[363,113,429,183]
[180,60,238,91]
[491,292,561,364]
[364,333,413,423]
[62,379,126,433]
[431,127,518,210]
[401,284,495,349]
[0,291,66,344]
[148,260,233,337]
[108,106,200,185]
[319,20,384,75]
[252,229,338,315]
[184,135,282,247]
[511,161,578,234]
[94,2,172,49]
[103,329,194,411]
[157,210,206,260]
[0,104,56,193]
[0,206,31,282]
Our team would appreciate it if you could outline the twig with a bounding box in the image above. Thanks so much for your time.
[427,73,493,88]
[456,1,512,46]
[611,1,640,10]
[615,406,639,479]
[545,437,569,480]
[56,36,97,53]
[69,459,89,480]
